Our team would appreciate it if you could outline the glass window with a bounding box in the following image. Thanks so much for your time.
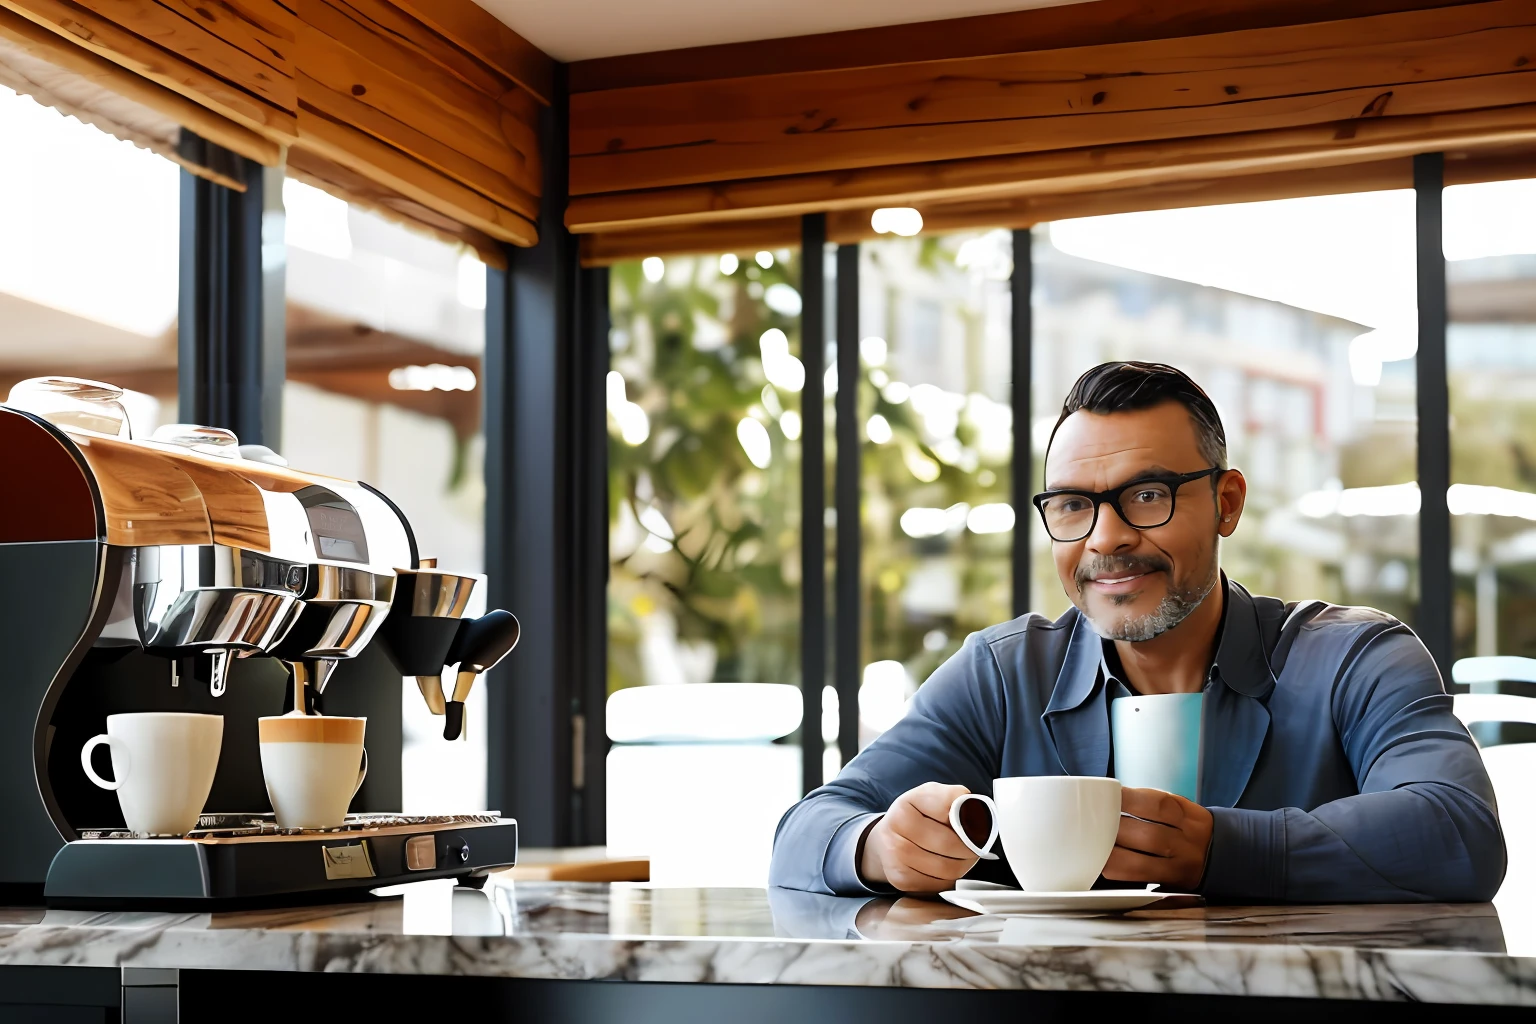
[855,232,1014,748]
[279,177,486,813]
[1032,191,1420,623]
[0,86,178,434]
[1445,176,1536,662]
[605,249,803,885]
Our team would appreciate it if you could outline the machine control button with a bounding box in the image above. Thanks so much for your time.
[404,834,436,871]
[444,836,470,865]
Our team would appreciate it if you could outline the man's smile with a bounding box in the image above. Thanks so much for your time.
[1076,555,1172,599]
[1087,570,1158,593]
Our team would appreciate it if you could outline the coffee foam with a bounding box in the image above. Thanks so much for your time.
[258,716,365,744]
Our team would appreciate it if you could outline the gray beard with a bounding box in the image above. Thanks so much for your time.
[1086,562,1218,642]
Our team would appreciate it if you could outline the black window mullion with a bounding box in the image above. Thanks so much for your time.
[835,243,861,770]
[176,130,282,446]
[1011,227,1034,619]
[574,262,611,844]
[1414,152,1453,681]
[800,215,827,795]
[484,67,583,846]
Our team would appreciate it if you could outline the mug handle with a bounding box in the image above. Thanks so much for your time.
[353,749,369,797]
[949,793,1000,861]
[81,734,128,791]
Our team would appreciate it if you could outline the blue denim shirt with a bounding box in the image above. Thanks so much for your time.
[770,579,1506,902]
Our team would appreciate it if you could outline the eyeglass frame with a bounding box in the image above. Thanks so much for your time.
[1031,467,1225,543]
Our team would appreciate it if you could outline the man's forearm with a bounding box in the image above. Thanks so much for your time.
[769,792,885,896]
[1203,785,1504,903]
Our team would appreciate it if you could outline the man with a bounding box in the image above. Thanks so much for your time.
[770,361,1504,902]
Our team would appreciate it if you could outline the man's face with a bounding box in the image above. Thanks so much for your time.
[1043,402,1243,642]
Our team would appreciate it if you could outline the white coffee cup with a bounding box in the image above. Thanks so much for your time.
[258,715,368,829]
[81,712,223,836]
[948,775,1122,891]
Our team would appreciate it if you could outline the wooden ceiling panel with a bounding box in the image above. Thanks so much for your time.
[568,100,1536,234]
[0,0,549,247]
[570,2,1536,197]
[0,0,299,137]
[387,0,553,104]
[0,7,279,177]
[569,0,1487,92]
[577,138,1536,264]
[285,147,509,266]
[295,21,539,218]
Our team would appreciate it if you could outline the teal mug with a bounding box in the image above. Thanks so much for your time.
[1109,692,1202,801]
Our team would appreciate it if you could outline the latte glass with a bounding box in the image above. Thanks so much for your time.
[258,716,367,829]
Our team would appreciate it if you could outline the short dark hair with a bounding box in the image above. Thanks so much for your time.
[1049,361,1227,469]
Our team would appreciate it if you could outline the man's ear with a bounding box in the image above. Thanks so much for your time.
[1217,469,1247,538]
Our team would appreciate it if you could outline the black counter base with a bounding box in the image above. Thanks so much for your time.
[2,968,1523,1024]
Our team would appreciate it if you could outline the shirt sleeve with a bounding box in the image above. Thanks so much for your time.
[768,630,1010,895]
[1201,625,1506,902]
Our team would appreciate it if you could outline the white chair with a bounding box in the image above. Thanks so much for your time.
[1451,659,1536,928]
[1452,656,1536,690]
[605,684,803,887]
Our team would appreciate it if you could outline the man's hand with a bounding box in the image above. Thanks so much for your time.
[1104,787,1214,891]
[858,782,979,892]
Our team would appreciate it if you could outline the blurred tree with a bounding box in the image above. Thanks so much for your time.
[608,252,803,692]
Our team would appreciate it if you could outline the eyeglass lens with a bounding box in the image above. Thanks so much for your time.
[1039,481,1175,541]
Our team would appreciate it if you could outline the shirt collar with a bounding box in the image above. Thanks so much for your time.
[1049,574,1275,711]
[1213,577,1278,698]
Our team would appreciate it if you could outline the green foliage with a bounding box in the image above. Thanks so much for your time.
[607,235,1019,697]
[608,253,802,691]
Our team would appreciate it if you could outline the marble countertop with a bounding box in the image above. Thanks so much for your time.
[0,881,1532,1004]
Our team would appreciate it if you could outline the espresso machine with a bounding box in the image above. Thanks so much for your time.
[0,377,521,908]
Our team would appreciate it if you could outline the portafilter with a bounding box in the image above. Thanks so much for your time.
[378,560,481,717]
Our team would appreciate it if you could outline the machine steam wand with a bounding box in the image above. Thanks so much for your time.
[441,610,520,741]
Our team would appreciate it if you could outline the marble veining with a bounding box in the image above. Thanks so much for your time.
[0,883,1532,1004]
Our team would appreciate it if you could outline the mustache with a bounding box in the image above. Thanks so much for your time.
[1075,554,1171,590]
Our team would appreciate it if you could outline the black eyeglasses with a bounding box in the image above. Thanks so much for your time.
[1031,467,1223,543]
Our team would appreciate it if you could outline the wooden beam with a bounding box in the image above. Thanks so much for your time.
[148,0,296,73]
[1444,141,1536,184]
[287,145,508,266]
[0,4,281,163]
[317,0,521,99]
[577,139,1536,264]
[296,101,537,247]
[383,0,553,106]
[66,0,296,108]
[566,100,1536,233]
[2,0,544,245]
[293,4,538,190]
[296,31,538,217]
[570,0,1487,93]
[844,140,1536,235]
[580,216,801,266]
[579,165,1414,265]
[0,0,297,137]
[570,1,1536,196]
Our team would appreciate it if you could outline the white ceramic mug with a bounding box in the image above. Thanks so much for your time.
[80,712,223,836]
[948,775,1122,891]
[1110,693,1203,800]
[258,715,367,829]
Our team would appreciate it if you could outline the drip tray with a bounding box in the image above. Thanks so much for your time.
[79,812,503,841]
[48,816,518,909]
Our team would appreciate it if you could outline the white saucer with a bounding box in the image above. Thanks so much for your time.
[939,885,1182,915]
